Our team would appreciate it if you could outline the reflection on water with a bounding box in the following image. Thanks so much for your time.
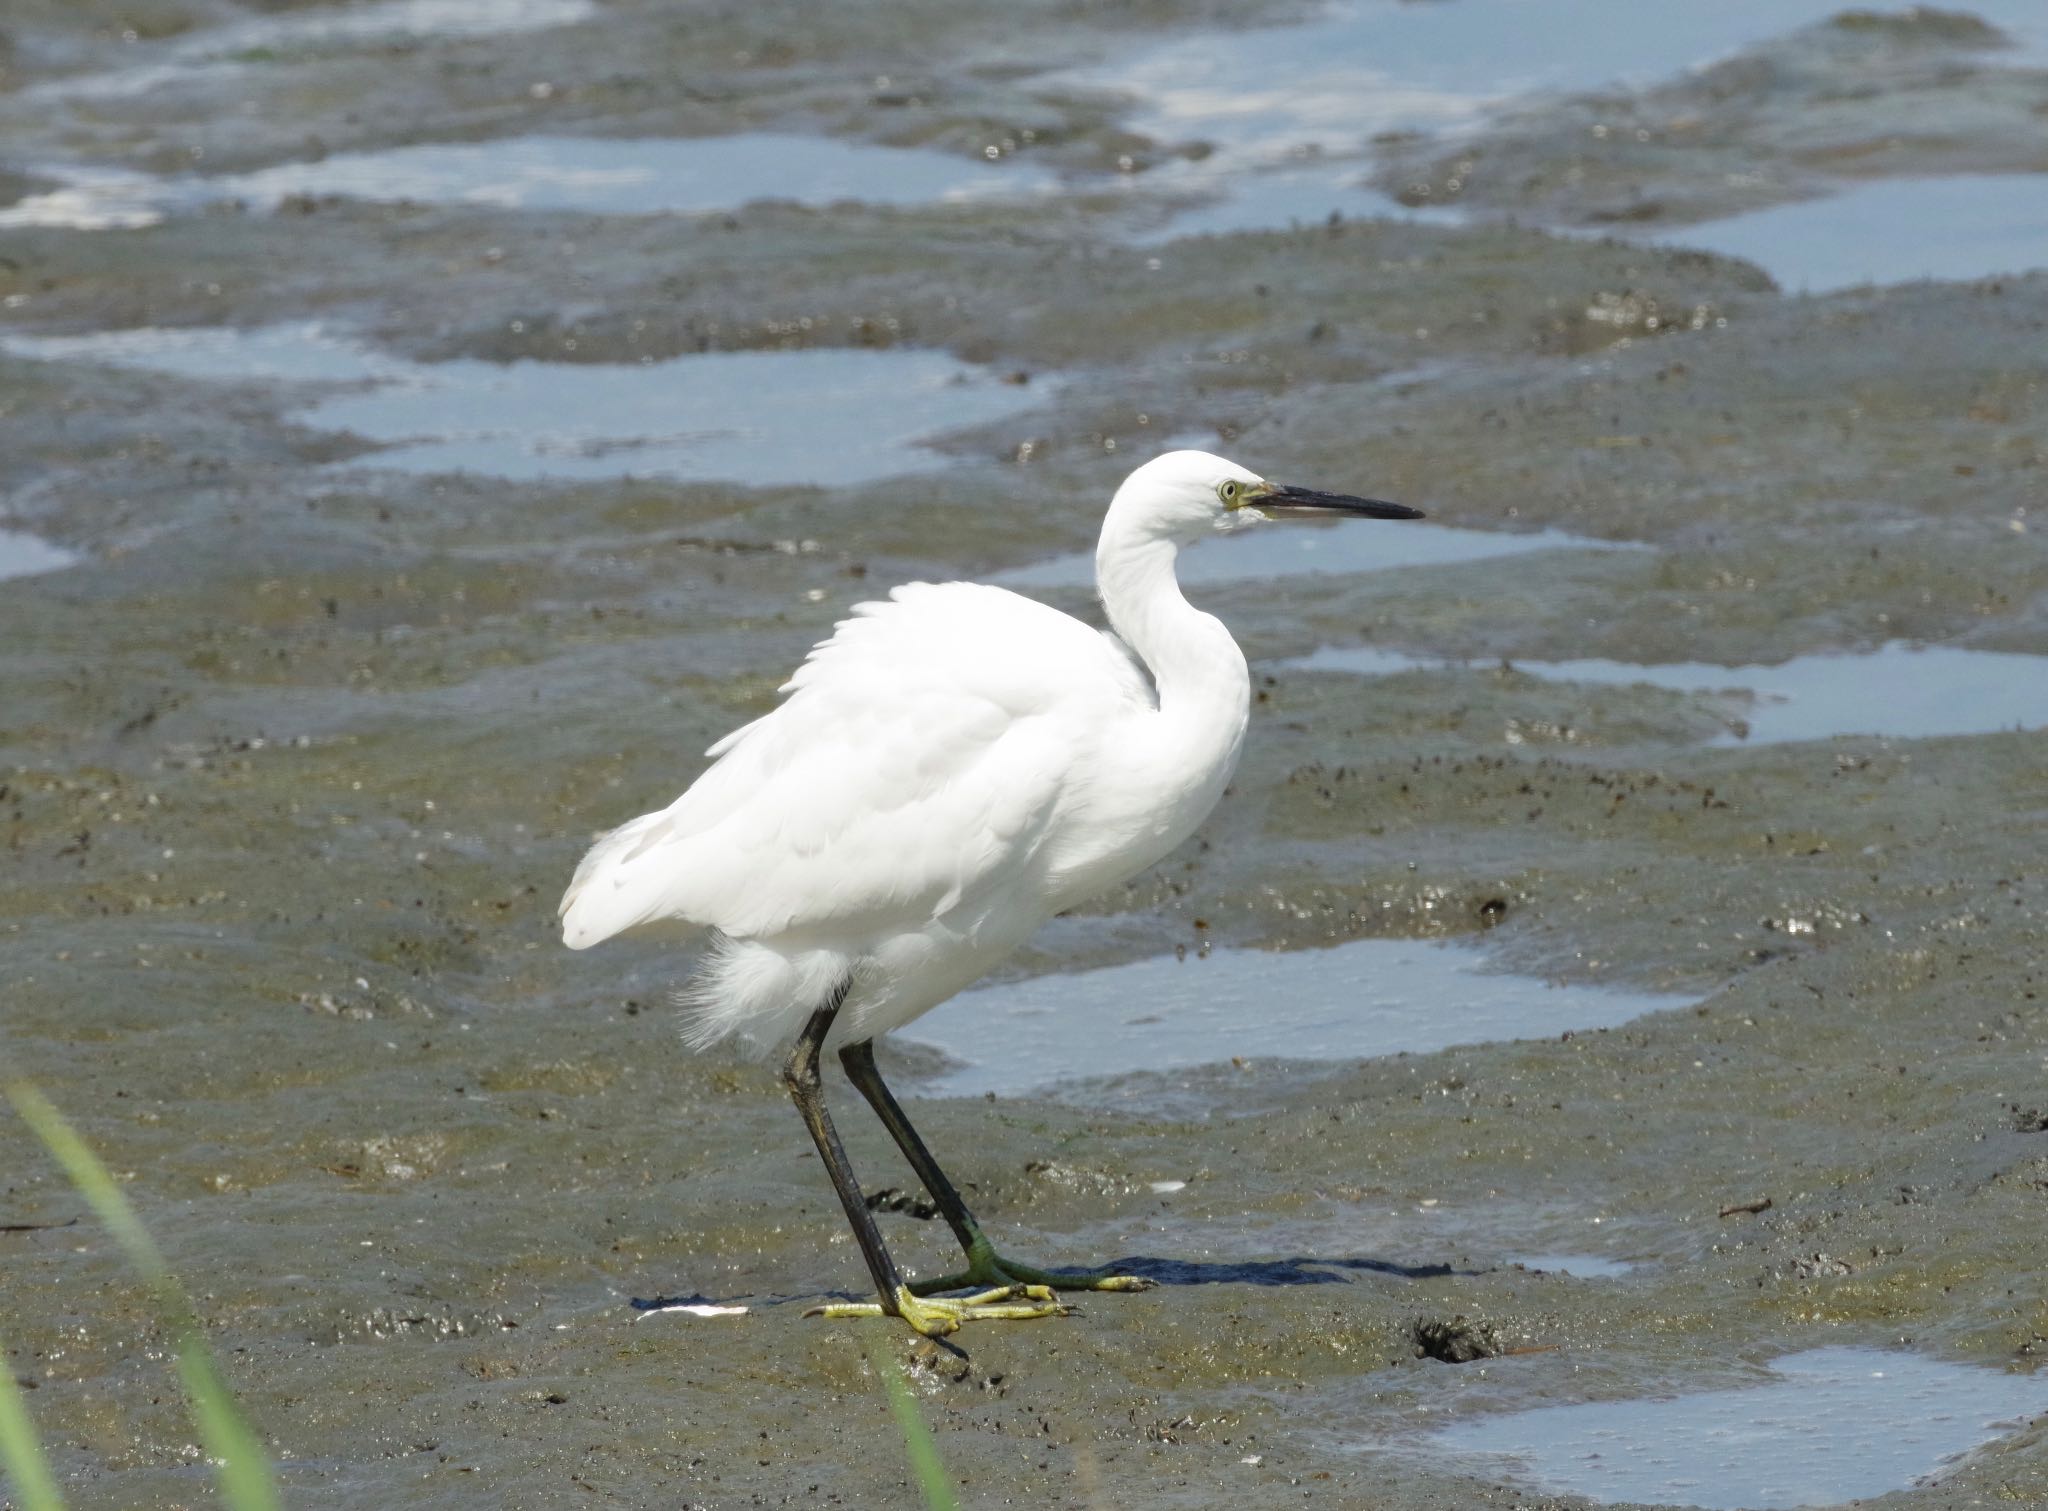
[1108,3,2048,290]
[29,0,597,104]
[3,322,412,384]
[0,166,172,232]
[212,133,1056,216]
[1507,1253,1633,1278]
[998,520,1640,589]
[1082,0,2048,162]
[0,528,80,582]
[1433,1346,2048,1509]
[901,937,1691,1099]
[1287,642,2048,745]
[0,133,1055,231]
[0,323,1049,486]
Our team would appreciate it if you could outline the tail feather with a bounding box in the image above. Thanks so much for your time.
[559,811,677,950]
[675,933,851,1055]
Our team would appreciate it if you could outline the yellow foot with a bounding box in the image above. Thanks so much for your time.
[804,1282,1069,1337]
[910,1242,1157,1298]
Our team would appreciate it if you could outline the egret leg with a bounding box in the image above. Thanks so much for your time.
[838,1039,1155,1298]
[782,990,1069,1336]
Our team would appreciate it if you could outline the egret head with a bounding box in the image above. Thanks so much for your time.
[1109,449,1422,546]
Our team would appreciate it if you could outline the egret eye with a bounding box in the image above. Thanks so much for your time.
[1219,480,1240,505]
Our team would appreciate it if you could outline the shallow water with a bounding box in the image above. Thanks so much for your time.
[1,322,1049,485]
[901,938,1692,1099]
[0,528,80,582]
[30,0,599,102]
[0,165,173,231]
[0,133,1054,231]
[1507,1254,1633,1279]
[1135,162,1468,243]
[1431,1347,2048,1508]
[997,519,1642,589]
[1145,161,2048,291]
[5,1,2048,1506]
[1647,174,2048,293]
[1114,6,2048,293]
[1082,0,2048,163]
[1286,642,2048,745]
[213,132,1057,216]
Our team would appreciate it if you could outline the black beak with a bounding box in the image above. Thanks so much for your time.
[1259,483,1423,520]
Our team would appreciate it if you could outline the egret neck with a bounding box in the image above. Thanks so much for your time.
[1093,507,1250,806]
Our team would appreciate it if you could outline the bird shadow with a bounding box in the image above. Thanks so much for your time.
[629,1253,1479,1314]
[1092,1253,1482,1286]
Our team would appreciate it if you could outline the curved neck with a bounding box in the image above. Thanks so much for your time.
[1095,516,1249,734]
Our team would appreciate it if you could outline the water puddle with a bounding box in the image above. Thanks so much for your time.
[1508,1253,1633,1279]
[1141,158,2048,295]
[1286,642,2048,745]
[900,937,1692,1100]
[1431,1346,2048,1509]
[0,322,1048,487]
[1645,174,2048,293]
[0,133,1056,232]
[0,528,81,583]
[1084,0,2048,164]
[1134,161,1467,243]
[1102,2,2048,273]
[209,132,1055,217]
[0,166,172,232]
[31,0,599,102]
[997,519,1639,590]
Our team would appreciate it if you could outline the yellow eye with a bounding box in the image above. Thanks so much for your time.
[1219,480,1240,505]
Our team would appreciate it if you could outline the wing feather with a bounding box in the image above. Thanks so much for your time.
[559,583,1147,948]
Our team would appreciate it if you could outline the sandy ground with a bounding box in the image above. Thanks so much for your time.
[2,2,2045,1507]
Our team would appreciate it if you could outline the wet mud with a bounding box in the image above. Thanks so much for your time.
[2,1,2046,1507]
[1373,9,2048,229]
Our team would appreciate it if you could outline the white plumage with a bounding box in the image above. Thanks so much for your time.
[561,578,1180,1046]
[560,450,1425,1055]
[560,450,1286,1046]
[558,449,1421,1335]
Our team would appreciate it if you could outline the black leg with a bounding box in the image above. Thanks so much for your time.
[839,1037,986,1256]
[831,1035,1155,1293]
[782,982,1073,1326]
[780,982,907,1308]
[785,1000,1069,1333]
[838,1038,1155,1297]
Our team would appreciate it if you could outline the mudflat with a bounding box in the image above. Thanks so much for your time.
[2,2,2044,1506]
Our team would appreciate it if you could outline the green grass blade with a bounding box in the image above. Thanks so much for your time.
[0,1330,65,1511]
[6,1084,279,1511]
[170,1348,277,1511]
[7,1085,173,1292]
[875,1352,960,1511]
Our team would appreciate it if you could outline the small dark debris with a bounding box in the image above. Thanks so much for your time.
[1411,1315,1502,1363]
[1792,1252,1854,1279]
[0,1216,79,1235]
[864,1187,939,1220]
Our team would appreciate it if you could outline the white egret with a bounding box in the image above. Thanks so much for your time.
[560,449,1422,1335]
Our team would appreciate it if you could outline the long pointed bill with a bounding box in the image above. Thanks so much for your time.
[1259,483,1424,520]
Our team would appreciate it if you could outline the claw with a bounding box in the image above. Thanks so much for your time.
[910,1242,1156,1298]
[806,1282,1069,1336]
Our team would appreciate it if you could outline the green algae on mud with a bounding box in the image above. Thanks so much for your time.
[3,0,2048,1506]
